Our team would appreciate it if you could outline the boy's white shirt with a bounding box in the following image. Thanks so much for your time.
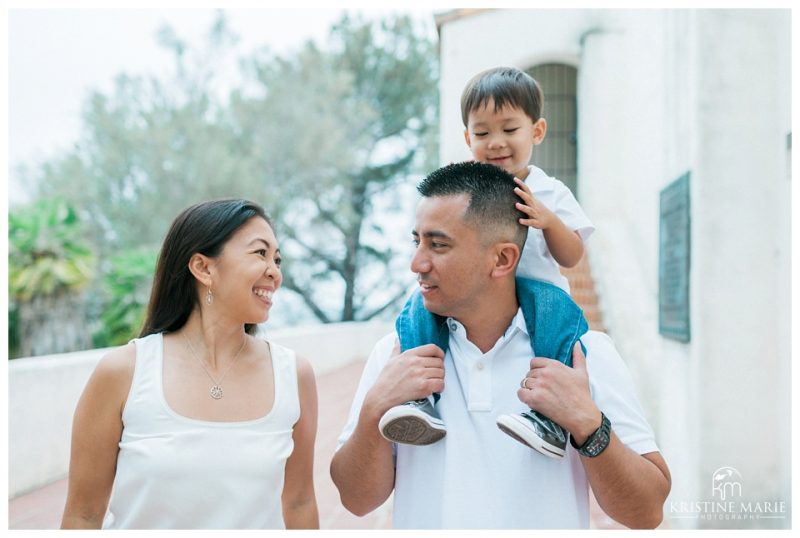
[518,165,594,292]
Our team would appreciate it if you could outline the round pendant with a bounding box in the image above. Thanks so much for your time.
[210,385,223,399]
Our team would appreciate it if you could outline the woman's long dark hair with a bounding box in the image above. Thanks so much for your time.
[140,199,270,337]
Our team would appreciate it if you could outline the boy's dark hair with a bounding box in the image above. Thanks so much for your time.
[418,161,528,252]
[140,198,270,338]
[460,66,544,126]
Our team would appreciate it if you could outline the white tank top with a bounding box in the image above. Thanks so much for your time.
[102,332,300,529]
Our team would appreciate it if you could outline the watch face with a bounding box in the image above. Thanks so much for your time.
[586,431,610,456]
[580,413,611,457]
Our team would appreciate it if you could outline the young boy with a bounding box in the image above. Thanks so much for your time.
[380,67,595,459]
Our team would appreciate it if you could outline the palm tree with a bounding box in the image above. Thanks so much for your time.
[94,247,158,347]
[9,198,96,357]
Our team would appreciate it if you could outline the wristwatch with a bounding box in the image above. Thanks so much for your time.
[570,412,611,457]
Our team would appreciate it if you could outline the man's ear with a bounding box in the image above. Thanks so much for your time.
[491,242,521,279]
[187,253,214,288]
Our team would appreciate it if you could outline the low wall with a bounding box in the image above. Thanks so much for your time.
[8,321,392,499]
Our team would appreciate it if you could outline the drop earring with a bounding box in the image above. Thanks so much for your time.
[206,287,214,305]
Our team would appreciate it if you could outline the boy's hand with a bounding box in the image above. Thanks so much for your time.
[514,176,557,230]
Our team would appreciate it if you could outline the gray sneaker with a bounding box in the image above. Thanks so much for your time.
[496,410,567,458]
[379,398,446,445]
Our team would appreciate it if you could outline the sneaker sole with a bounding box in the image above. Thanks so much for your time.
[379,409,446,446]
[496,414,565,459]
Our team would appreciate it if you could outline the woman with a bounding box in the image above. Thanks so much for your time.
[61,199,319,529]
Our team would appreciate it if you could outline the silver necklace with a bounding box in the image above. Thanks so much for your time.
[184,334,247,400]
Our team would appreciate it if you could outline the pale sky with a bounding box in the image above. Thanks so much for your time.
[6,7,439,204]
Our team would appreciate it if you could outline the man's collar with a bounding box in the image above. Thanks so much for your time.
[447,307,527,339]
[506,307,528,338]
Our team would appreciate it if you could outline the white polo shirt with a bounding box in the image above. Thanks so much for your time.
[518,165,595,292]
[337,309,659,529]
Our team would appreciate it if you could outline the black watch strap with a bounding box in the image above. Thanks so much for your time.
[570,412,611,457]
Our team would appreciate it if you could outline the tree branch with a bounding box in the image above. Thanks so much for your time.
[359,285,410,321]
[312,199,348,238]
[357,148,416,190]
[282,230,344,277]
[281,274,332,323]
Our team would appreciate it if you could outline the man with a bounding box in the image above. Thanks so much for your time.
[330,162,671,529]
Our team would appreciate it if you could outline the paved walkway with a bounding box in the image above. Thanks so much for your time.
[9,359,622,530]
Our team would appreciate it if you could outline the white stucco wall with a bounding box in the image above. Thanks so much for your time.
[437,8,791,529]
[8,348,111,499]
[689,9,791,514]
[8,321,391,498]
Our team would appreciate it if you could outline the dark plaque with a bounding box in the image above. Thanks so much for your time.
[659,172,691,342]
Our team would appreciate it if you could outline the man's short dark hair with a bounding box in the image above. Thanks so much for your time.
[461,66,544,126]
[417,161,528,252]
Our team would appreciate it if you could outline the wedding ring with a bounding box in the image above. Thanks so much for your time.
[520,377,532,390]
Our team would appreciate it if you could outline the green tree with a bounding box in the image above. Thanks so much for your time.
[27,11,439,324]
[231,14,438,321]
[26,15,251,256]
[92,247,158,347]
[8,302,20,358]
[8,198,96,357]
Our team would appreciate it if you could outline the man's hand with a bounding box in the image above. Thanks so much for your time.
[517,342,601,444]
[514,176,557,230]
[331,339,444,517]
[365,341,445,416]
[518,342,672,528]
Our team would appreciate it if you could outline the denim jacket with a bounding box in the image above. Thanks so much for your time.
[395,277,588,367]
